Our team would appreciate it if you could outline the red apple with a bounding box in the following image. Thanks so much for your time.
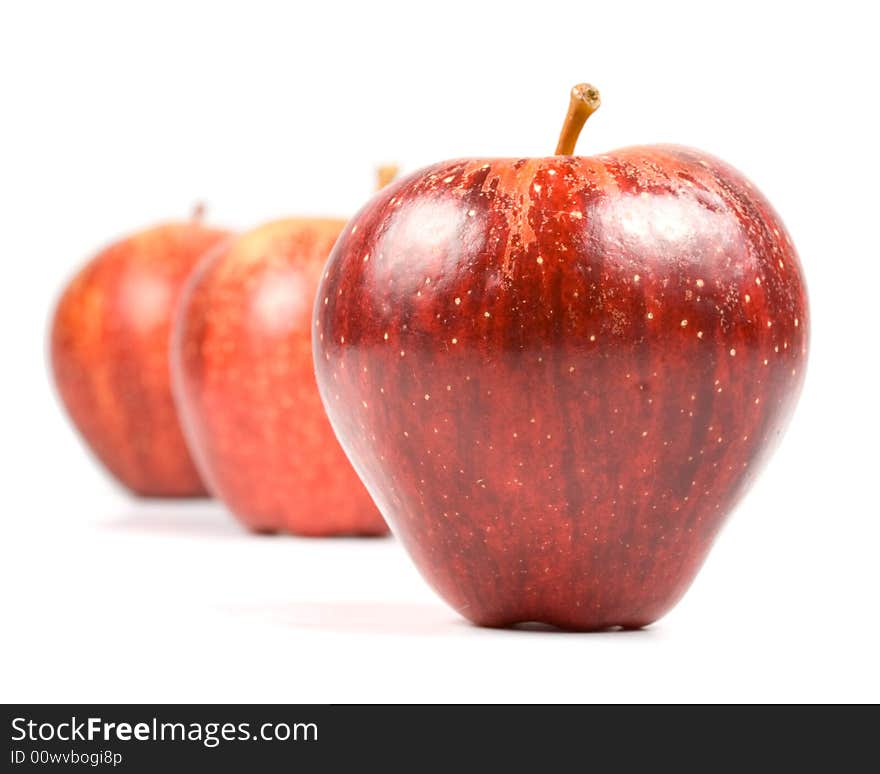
[312,85,809,629]
[51,209,231,496]
[171,176,395,535]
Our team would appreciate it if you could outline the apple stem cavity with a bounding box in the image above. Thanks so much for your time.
[191,202,206,222]
[376,164,400,191]
[554,83,601,156]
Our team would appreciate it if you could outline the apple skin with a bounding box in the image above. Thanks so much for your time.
[313,146,808,629]
[171,219,388,536]
[51,220,231,497]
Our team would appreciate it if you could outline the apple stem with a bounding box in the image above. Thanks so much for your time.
[191,202,206,222]
[554,83,601,155]
[376,164,399,191]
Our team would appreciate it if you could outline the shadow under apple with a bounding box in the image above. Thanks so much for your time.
[222,601,456,637]
[103,501,242,539]
[225,600,661,638]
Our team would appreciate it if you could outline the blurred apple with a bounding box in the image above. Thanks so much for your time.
[51,208,231,496]
[171,171,397,535]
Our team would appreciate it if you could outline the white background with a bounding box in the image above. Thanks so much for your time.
[1,0,878,703]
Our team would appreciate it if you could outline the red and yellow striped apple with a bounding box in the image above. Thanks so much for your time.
[313,85,809,629]
[170,172,398,536]
[51,210,230,496]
